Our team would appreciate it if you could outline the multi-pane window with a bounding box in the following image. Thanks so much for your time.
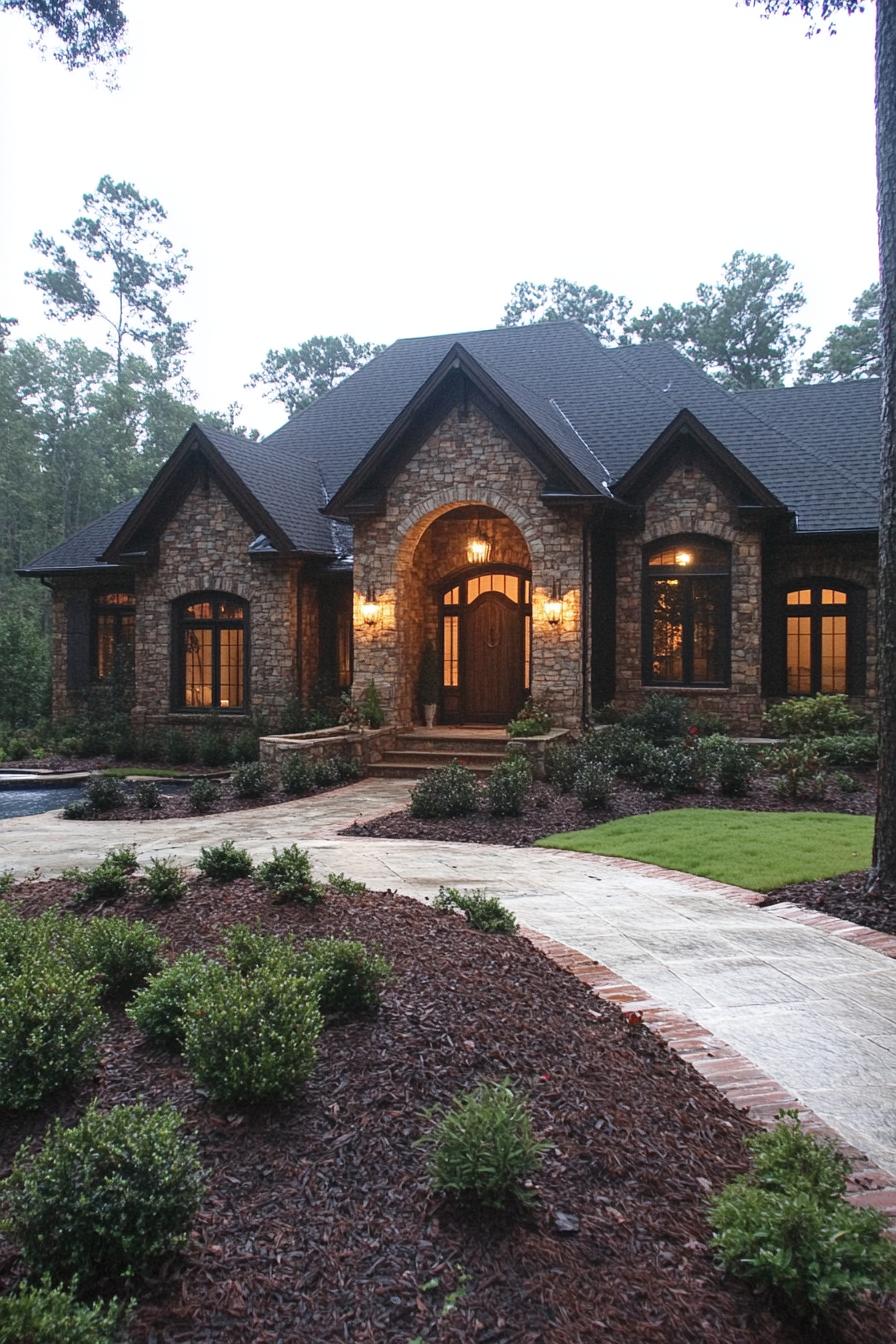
[174,594,247,711]
[93,591,135,680]
[785,585,849,695]
[643,539,730,686]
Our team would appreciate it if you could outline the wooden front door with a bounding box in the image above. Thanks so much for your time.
[462,591,524,722]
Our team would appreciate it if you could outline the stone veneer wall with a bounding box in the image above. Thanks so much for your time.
[351,405,587,727]
[132,477,300,733]
[764,534,879,711]
[613,461,764,734]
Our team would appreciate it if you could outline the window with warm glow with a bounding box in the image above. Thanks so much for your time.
[643,539,730,686]
[93,591,135,680]
[174,593,247,711]
[784,585,851,695]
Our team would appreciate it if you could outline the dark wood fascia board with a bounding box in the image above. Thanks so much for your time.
[100,425,294,562]
[615,408,783,510]
[789,527,879,541]
[323,344,595,515]
[16,564,133,579]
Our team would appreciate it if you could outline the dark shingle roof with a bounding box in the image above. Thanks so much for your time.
[199,425,342,555]
[736,380,880,528]
[22,324,882,575]
[18,495,143,575]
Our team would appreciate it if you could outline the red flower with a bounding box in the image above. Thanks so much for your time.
[687,724,700,736]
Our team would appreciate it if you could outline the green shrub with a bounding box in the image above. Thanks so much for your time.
[188,777,220,813]
[627,693,688,744]
[834,770,862,794]
[335,755,362,781]
[709,1114,896,1316]
[588,725,663,783]
[62,799,95,820]
[1,1101,205,1288]
[506,698,552,738]
[544,740,579,793]
[230,760,270,798]
[257,844,323,904]
[196,839,254,883]
[58,735,86,756]
[703,735,756,797]
[222,923,301,977]
[77,846,139,903]
[7,737,30,760]
[433,886,517,934]
[127,953,225,1050]
[765,742,828,800]
[486,755,532,816]
[230,728,259,764]
[311,756,342,788]
[0,922,105,1108]
[196,726,230,767]
[591,702,623,725]
[183,964,322,1104]
[111,729,135,761]
[142,856,188,905]
[764,693,866,739]
[280,753,315,795]
[409,760,478,818]
[84,774,126,813]
[160,728,193,765]
[134,778,161,810]
[811,733,878,770]
[421,1078,547,1209]
[0,868,13,895]
[73,916,165,1000]
[358,680,385,728]
[689,709,730,736]
[655,742,708,797]
[300,937,391,1016]
[0,1278,129,1344]
[573,756,613,807]
[326,871,366,897]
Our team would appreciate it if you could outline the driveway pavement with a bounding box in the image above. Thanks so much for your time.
[2,780,895,1176]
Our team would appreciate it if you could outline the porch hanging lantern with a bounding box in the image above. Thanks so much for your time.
[465,517,492,566]
[544,579,563,628]
[360,585,380,627]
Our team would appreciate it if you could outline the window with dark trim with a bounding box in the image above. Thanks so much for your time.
[173,593,248,711]
[93,591,135,681]
[784,583,858,695]
[643,538,730,687]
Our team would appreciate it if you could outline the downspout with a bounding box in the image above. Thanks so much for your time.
[581,516,591,729]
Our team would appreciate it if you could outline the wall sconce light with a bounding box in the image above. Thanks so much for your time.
[360,585,380,627]
[674,549,693,567]
[465,516,492,566]
[544,580,563,628]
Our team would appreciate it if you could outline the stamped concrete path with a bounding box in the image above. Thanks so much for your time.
[2,779,896,1179]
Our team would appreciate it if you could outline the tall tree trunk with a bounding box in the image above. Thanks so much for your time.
[872,0,896,895]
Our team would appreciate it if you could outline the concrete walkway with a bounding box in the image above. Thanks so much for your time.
[2,780,896,1176]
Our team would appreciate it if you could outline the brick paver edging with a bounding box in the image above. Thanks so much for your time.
[567,851,896,963]
[521,923,896,1216]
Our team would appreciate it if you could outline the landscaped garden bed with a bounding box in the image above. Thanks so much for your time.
[3,856,894,1341]
[763,870,896,939]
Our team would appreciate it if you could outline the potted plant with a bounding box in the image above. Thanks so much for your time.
[418,641,440,728]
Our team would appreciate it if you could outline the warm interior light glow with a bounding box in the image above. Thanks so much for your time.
[360,586,380,627]
[674,550,693,567]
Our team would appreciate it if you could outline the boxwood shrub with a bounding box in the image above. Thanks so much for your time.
[188,777,221,814]
[485,755,532,816]
[421,1078,547,1210]
[280,753,315,796]
[196,840,254,882]
[0,1279,130,1344]
[1,1101,205,1287]
[230,761,269,799]
[257,845,323,905]
[300,937,392,1016]
[183,963,322,1104]
[72,916,165,1000]
[433,886,517,935]
[409,760,478,818]
[127,953,226,1050]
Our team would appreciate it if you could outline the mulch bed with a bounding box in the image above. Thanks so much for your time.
[346,775,876,847]
[3,880,893,1342]
[7,753,223,775]
[59,778,360,822]
[763,869,896,938]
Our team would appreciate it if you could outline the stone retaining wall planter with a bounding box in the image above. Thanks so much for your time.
[259,725,399,773]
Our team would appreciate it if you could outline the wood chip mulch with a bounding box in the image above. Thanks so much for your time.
[1,878,894,1342]
[763,869,896,938]
[344,776,876,847]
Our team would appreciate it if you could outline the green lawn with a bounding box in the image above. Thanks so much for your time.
[537,809,874,892]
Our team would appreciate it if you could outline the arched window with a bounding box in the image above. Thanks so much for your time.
[643,538,730,686]
[173,593,247,711]
[785,584,856,695]
[93,591,135,680]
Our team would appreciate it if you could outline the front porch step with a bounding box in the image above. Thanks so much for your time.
[394,733,509,756]
[380,749,509,770]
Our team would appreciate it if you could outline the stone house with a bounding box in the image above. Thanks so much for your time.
[19,322,881,738]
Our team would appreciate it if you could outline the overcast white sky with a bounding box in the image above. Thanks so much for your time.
[0,0,878,434]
